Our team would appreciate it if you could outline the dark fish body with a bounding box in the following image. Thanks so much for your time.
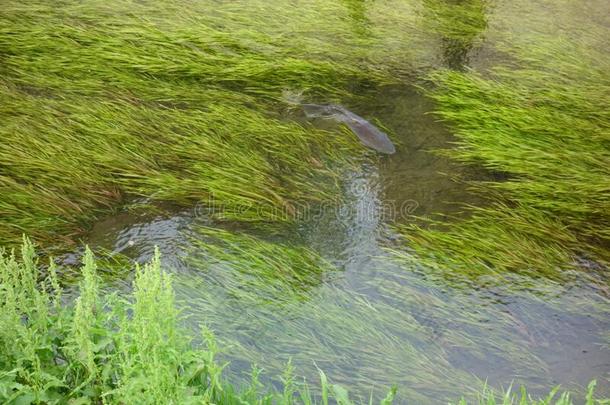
[302,104,396,154]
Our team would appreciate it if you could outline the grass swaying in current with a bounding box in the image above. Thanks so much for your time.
[0,0,521,249]
[395,0,610,277]
[0,0,395,247]
[173,220,610,402]
[187,226,336,304]
[4,0,606,276]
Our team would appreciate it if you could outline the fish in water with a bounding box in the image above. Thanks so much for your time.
[302,104,396,154]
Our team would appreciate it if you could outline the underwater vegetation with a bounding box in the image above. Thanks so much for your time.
[0,0,524,249]
[1,0,402,248]
[172,217,610,403]
[393,0,610,278]
[0,81,359,247]
[1,0,605,274]
[185,226,335,304]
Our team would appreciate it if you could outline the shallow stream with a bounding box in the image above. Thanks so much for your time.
[81,84,610,403]
[24,0,608,401]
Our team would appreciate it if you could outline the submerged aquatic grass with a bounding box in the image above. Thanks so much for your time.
[397,0,610,277]
[0,78,360,246]
[186,226,336,304]
[1,0,403,247]
[0,0,515,248]
[171,219,610,403]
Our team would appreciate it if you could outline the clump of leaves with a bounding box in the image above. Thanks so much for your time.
[0,237,399,404]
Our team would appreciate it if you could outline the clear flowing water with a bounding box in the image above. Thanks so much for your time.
[82,84,610,403]
[52,0,610,402]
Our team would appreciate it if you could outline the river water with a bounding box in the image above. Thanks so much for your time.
[81,83,610,403]
[66,0,610,402]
